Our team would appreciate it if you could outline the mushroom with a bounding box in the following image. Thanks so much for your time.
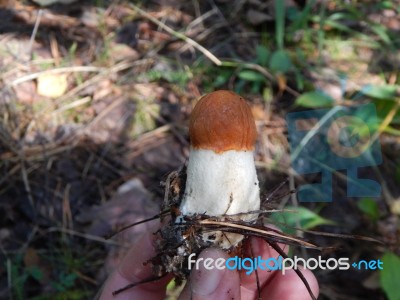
[179,90,260,248]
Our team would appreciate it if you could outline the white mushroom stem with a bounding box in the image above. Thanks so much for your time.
[180,149,260,219]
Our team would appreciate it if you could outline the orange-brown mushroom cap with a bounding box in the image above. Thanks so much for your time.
[189,90,257,153]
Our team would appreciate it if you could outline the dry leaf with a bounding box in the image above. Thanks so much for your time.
[246,9,273,25]
[24,247,40,267]
[13,81,38,104]
[109,43,140,62]
[362,271,380,290]
[276,73,287,95]
[251,104,266,121]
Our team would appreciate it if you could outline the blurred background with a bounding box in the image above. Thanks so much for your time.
[0,0,399,299]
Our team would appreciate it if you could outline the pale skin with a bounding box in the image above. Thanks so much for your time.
[99,227,319,300]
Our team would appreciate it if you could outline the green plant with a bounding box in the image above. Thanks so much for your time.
[357,198,380,222]
[270,206,336,235]
[237,45,270,94]
[8,254,46,300]
[50,272,78,292]
[295,90,335,108]
[380,252,400,300]
[360,84,400,135]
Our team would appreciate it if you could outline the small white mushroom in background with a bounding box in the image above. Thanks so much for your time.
[179,90,260,248]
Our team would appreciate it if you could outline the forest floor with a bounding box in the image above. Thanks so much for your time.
[0,0,399,299]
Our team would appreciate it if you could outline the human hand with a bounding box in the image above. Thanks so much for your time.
[99,229,319,300]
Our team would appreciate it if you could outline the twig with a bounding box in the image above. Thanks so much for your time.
[372,97,400,144]
[198,219,318,248]
[62,184,73,231]
[289,106,343,162]
[7,259,12,300]
[268,241,317,300]
[249,241,261,300]
[8,66,104,87]
[51,97,92,115]
[28,9,43,60]
[20,160,35,216]
[288,173,307,257]
[112,274,168,296]
[128,3,222,66]
[179,23,226,54]
[75,270,98,285]
[1,144,76,163]
[221,60,300,97]
[85,96,125,129]
[106,211,169,240]
[46,227,129,247]
[48,59,152,109]
[19,226,39,254]
[186,7,218,30]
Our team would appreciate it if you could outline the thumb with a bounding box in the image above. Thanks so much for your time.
[178,248,240,300]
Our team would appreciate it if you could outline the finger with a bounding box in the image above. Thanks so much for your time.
[178,248,241,300]
[261,266,319,300]
[99,228,172,300]
[239,236,289,299]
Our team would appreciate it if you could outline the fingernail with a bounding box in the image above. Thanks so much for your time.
[190,249,225,296]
